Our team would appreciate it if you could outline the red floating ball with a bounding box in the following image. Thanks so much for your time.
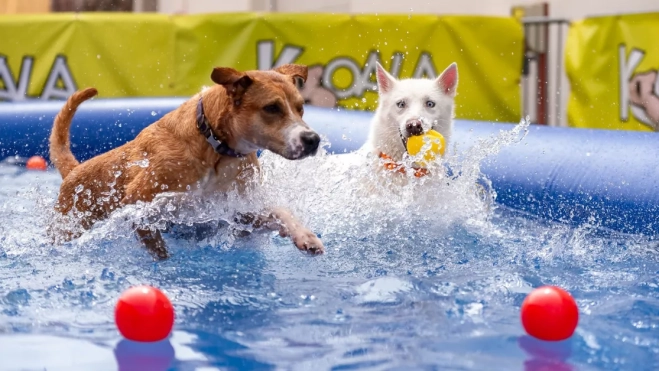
[26,156,47,171]
[115,285,174,342]
[521,285,579,341]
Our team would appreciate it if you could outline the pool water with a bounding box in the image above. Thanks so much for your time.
[0,123,658,370]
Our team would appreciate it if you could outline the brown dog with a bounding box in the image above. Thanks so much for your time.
[48,64,325,260]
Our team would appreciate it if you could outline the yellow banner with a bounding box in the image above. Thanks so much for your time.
[566,13,659,131]
[0,13,523,122]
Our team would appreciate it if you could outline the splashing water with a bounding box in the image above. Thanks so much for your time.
[0,119,658,370]
[254,117,531,245]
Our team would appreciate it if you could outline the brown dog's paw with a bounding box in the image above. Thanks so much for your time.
[291,229,325,255]
[136,228,170,261]
[145,238,170,261]
[150,246,170,261]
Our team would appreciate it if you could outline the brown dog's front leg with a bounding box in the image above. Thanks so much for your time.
[135,228,169,261]
[235,207,324,255]
[122,177,170,261]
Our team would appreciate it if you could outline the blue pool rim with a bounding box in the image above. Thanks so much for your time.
[1,97,657,236]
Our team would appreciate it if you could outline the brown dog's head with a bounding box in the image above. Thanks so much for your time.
[210,64,321,160]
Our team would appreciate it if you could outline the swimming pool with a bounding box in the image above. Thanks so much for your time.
[0,102,658,370]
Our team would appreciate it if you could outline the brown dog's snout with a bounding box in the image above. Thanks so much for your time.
[300,131,321,154]
[405,119,424,136]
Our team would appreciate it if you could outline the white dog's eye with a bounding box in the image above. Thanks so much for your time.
[426,100,436,108]
[396,100,406,109]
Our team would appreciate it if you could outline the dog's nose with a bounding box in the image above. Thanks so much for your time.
[405,119,424,136]
[300,131,321,153]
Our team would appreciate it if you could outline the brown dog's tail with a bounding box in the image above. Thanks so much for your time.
[49,87,98,179]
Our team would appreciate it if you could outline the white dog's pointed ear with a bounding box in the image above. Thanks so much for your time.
[437,63,458,96]
[376,62,396,94]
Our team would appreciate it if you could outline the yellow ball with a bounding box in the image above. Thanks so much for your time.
[406,130,446,165]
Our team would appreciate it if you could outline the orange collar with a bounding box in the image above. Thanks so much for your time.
[379,152,429,178]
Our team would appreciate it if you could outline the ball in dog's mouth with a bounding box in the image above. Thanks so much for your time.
[406,130,446,162]
[399,127,428,150]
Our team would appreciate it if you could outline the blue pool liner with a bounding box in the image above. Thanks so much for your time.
[1,98,657,236]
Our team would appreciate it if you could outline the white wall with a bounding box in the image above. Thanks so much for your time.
[156,0,538,15]
[247,0,657,18]
[547,0,658,18]
[158,0,252,14]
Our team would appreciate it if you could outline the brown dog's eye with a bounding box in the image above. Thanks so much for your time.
[263,104,281,114]
[297,105,304,115]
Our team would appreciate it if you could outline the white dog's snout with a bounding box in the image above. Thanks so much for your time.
[400,116,431,137]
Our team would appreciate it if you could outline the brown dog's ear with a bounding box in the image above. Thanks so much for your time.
[274,64,309,85]
[210,67,253,105]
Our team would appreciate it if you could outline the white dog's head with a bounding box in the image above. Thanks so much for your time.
[368,62,458,160]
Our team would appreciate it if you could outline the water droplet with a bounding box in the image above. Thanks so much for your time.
[75,184,84,193]
[5,289,30,306]
[151,111,157,116]
[61,278,75,290]
[100,268,115,281]
[130,159,149,168]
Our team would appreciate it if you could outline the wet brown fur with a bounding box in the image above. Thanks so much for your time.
[48,64,324,260]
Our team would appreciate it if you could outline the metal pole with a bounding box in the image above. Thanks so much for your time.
[555,23,564,126]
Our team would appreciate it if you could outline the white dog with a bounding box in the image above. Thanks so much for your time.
[361,61,458,178]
